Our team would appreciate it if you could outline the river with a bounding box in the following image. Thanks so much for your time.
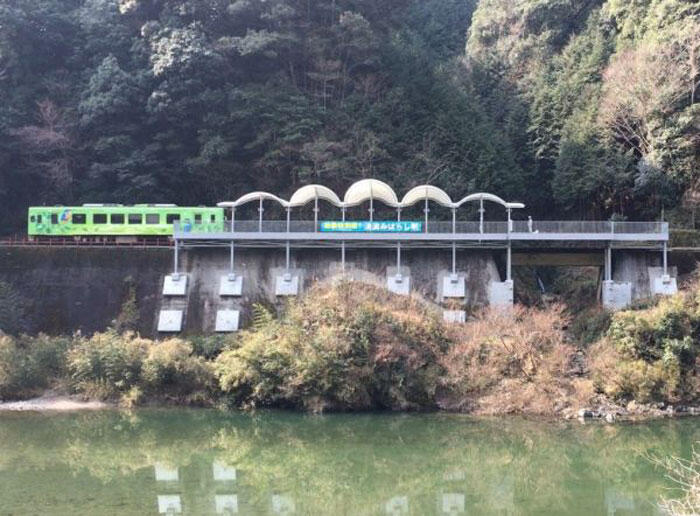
[0,409,697,515]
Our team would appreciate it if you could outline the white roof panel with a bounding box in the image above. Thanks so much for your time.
[343,179,399,207]
[288,184,343,207]
[400,185,453,208]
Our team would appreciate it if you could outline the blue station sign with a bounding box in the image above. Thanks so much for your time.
[320,221,423,233]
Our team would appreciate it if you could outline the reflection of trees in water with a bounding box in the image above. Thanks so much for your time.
[0,410,697,514]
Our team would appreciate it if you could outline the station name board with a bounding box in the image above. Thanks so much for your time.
[320,221,423,233]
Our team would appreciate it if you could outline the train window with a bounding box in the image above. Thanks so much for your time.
[73,214,86,224]
[30,215,36,223]
[166,214,180,224]
[210,214,216,223]
[37,215,42,224]
[93,214,107,224]
[195,214,202,224]
[51,214,58,224]
[146,214,159,224]
[110,214,125,224]
[128,214,142,224]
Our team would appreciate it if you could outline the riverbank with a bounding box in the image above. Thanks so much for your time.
[1,280,698,418]
[0,391,110,411]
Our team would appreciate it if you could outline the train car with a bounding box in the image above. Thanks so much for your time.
[27,204,225,242]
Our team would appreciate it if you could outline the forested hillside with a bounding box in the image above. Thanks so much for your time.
[1,0,698,231]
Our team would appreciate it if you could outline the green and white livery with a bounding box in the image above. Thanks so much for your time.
[28,204,224,239]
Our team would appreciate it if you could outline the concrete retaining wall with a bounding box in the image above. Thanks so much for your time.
[0,245,687,336]
[0,247,171,336]
[0,246,502,336]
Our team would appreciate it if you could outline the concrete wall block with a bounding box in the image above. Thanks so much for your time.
[272,268,304,296]
[387,274,411,295]
[443,310,466,324]
[602,280,632,310]
[162,274,187,296]
[157,309,183,332]
[275,273,300,296]
[215,309,240,332]
[386,266,411,295]
[652,275,678,296]
[488,280,513,307]
[648,266,678,297]
[442,274,466,298]
[219,274,243,296]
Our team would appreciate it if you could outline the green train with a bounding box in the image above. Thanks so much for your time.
[27,204,225,241]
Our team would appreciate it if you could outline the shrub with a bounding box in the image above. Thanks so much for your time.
[67,331,217,404]
[590,278,700,403]
[142,338,216,400]
[569,307,611,346]
[216,281,449,412]
[67,331,149,399]
[0,334,70,399]
[187,334,232,359]
[439,305,583,414]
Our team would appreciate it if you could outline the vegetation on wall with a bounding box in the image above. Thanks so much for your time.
[1,0,699,232]
[216,283,450,412]
[590,277,700,403]
[1,275,700,411]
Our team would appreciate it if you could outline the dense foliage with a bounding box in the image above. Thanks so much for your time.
[2,0,699,232]
[0,283,583,414]
[591,279,700,403]
[67,331,216,403]
[216,283,450,411]
[0,334,70,399]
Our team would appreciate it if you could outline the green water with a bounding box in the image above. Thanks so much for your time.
[0,410,697,515]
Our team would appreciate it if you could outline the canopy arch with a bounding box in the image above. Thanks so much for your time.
[400,185,453,208]
[453,192,524,210]
[343,179,399,207]
[288,184,343,208]
[218,192,289,209]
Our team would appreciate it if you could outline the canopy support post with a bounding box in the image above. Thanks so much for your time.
[341,207,346,273]
[506,242,512,282]
[286,207,291,272]
[229,241,235,277]
[397,207,402,277]
[663,241,668,276]
[424,197,429,233]
[314,195,318,232]
[451,208,457,275]
[173,238,179,278]
[258,198,263,233]
[479,198,484,234]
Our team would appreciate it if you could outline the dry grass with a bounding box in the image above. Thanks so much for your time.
[439,305,589,415]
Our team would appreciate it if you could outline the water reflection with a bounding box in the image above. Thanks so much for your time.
[0,409,695,515]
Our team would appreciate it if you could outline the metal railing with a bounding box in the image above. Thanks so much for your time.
[174,220,668,236]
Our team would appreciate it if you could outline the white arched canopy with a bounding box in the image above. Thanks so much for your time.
[343,179,399,207]
[218,192,289,208]
[453,192,524,210]
[400,185,453,208]
[288,184,343,208]
[216,181,525,211]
